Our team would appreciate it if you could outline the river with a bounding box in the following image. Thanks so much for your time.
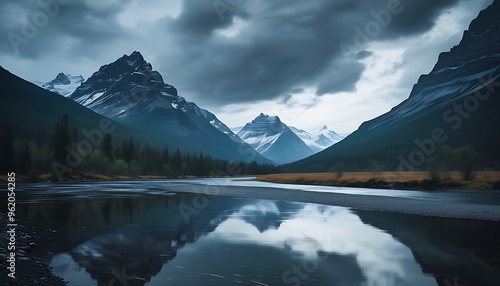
[5,178,500,285]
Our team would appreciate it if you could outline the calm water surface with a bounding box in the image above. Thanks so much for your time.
[7,179,500,286]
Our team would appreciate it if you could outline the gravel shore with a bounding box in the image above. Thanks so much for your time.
[0,212,65,286]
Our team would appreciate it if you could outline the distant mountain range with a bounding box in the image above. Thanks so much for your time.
[5,1,497,172]
[32,53,345,165]
[289,125,343,153]
[233,119,345,163]
[32,73,85,96]
[65,51,270,164]
[286,0,500,172]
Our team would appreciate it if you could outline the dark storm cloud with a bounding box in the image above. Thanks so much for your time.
[0,0,130,58]
[378,0,461,37]
[354,51,374,60]
[161,0,465,105]
[173,1,249,38]
[0,0,481,106]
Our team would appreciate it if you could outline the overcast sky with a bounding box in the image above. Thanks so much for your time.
[0,0,493,133]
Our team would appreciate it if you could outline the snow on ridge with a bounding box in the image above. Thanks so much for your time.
[289,125,344,152]
[83,92,105,105]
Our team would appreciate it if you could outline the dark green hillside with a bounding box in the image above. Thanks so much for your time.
[0,66,170,149]
[285,1,500,173]
[285,82,500,172]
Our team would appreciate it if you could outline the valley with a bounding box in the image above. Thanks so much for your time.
[1,1,499,285]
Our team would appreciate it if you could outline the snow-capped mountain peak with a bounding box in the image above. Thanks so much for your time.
[66,51,271,163]
[318,125,343,142]
[238,114,314,164]
[288,125,343,153]
[69,51,178,117]
[32,72,85,96]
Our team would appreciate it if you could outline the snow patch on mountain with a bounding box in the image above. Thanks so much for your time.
[32,73,85,96]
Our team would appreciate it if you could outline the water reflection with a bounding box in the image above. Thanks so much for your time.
[9,188,500,286]
[205,201,434,286]
[355,210,500,285]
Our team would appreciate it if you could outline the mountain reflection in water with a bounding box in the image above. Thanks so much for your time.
[10,183,500,286]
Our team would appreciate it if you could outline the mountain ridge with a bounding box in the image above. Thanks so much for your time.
[285,1,500,172]
[32,73,85,96]
[289,125,343,153]
[68,52,271,164]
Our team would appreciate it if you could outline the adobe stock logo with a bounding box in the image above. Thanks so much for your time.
[7,0,70,54]
[213,0,244,21]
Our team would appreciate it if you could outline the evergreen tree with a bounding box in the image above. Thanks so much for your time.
[0,124,14,173]
[162,145,170,165]
[180,162,191,176]
[19,141,31,174]
[122,136,136,163]
[52,114,70,162]
[102,134,114,160]
[114,145,121,159]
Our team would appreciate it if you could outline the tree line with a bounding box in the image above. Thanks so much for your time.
[0,115,278,179]
[286,144,492,181]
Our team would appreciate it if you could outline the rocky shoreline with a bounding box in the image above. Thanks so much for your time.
[0,212,65,286]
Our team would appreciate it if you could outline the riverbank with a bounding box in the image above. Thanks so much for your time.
[0,212,65,285]
[256,171,500,190]
[0,172,194,183]
[3,171,500,190]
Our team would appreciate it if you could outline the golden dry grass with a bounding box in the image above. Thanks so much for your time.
[257,171,500,190]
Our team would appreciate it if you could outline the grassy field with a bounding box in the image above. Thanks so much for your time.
[257,171,500,190]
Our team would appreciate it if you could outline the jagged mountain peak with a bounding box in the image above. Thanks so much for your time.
[238,114,314,164]
[431,0,500,73]
[116,51,150,69]
[51,73,84,85]
[244,113,286,135]
[90,51,161,83]
[66,52,271,164]
[255,113,282,122]
[359,1,500,132]
[70,51,177,114]
[32,72,85,96]
[53,73,71,84]
[289,125,344,153]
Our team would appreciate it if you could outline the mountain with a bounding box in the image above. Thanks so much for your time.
[237,113,314,164]
[318,125,343,142]
[286,1,500,172]
[68,51,270,164]
[0,66,167,151]
[33,73,85,96]
[289,125,344,153]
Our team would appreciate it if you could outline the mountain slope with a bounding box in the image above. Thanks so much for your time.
[33,73,85,96]
[0,66,166,151]
[68,51,270,164]
[286,1,500,172]
[238,114,314,164]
